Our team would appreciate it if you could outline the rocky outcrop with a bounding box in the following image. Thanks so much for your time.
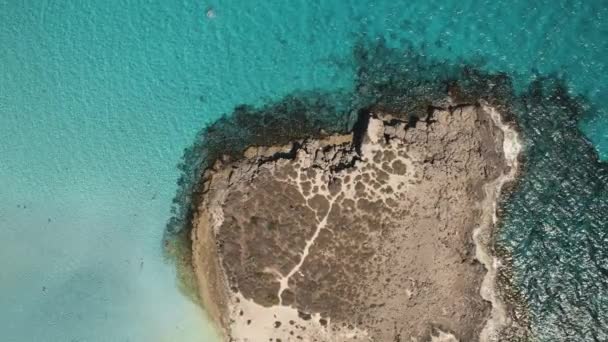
[191,103,513,341]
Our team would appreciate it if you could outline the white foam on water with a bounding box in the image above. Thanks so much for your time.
[474,104,523,342]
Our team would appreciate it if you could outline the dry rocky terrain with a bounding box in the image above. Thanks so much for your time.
[191,103,512,341]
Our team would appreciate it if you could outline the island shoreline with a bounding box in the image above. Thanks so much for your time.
[188,101,525,341]
[476,103,524,342]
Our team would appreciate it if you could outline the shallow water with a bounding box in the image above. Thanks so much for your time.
[1,1,606,341]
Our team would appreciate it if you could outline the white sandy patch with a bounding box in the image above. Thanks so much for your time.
[430,330,460,342]
[229,293,369,342]
[366,117,385,144]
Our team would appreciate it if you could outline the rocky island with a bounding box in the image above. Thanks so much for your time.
[188,101,521,341]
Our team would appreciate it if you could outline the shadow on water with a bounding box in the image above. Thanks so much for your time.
[165,39,608,341]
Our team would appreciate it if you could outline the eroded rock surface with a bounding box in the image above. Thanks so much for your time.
[191,104,510,341]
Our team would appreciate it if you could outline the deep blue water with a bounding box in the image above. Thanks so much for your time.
[1,1,606,341]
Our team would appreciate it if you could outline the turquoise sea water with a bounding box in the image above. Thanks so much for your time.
[1,1,606,341]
